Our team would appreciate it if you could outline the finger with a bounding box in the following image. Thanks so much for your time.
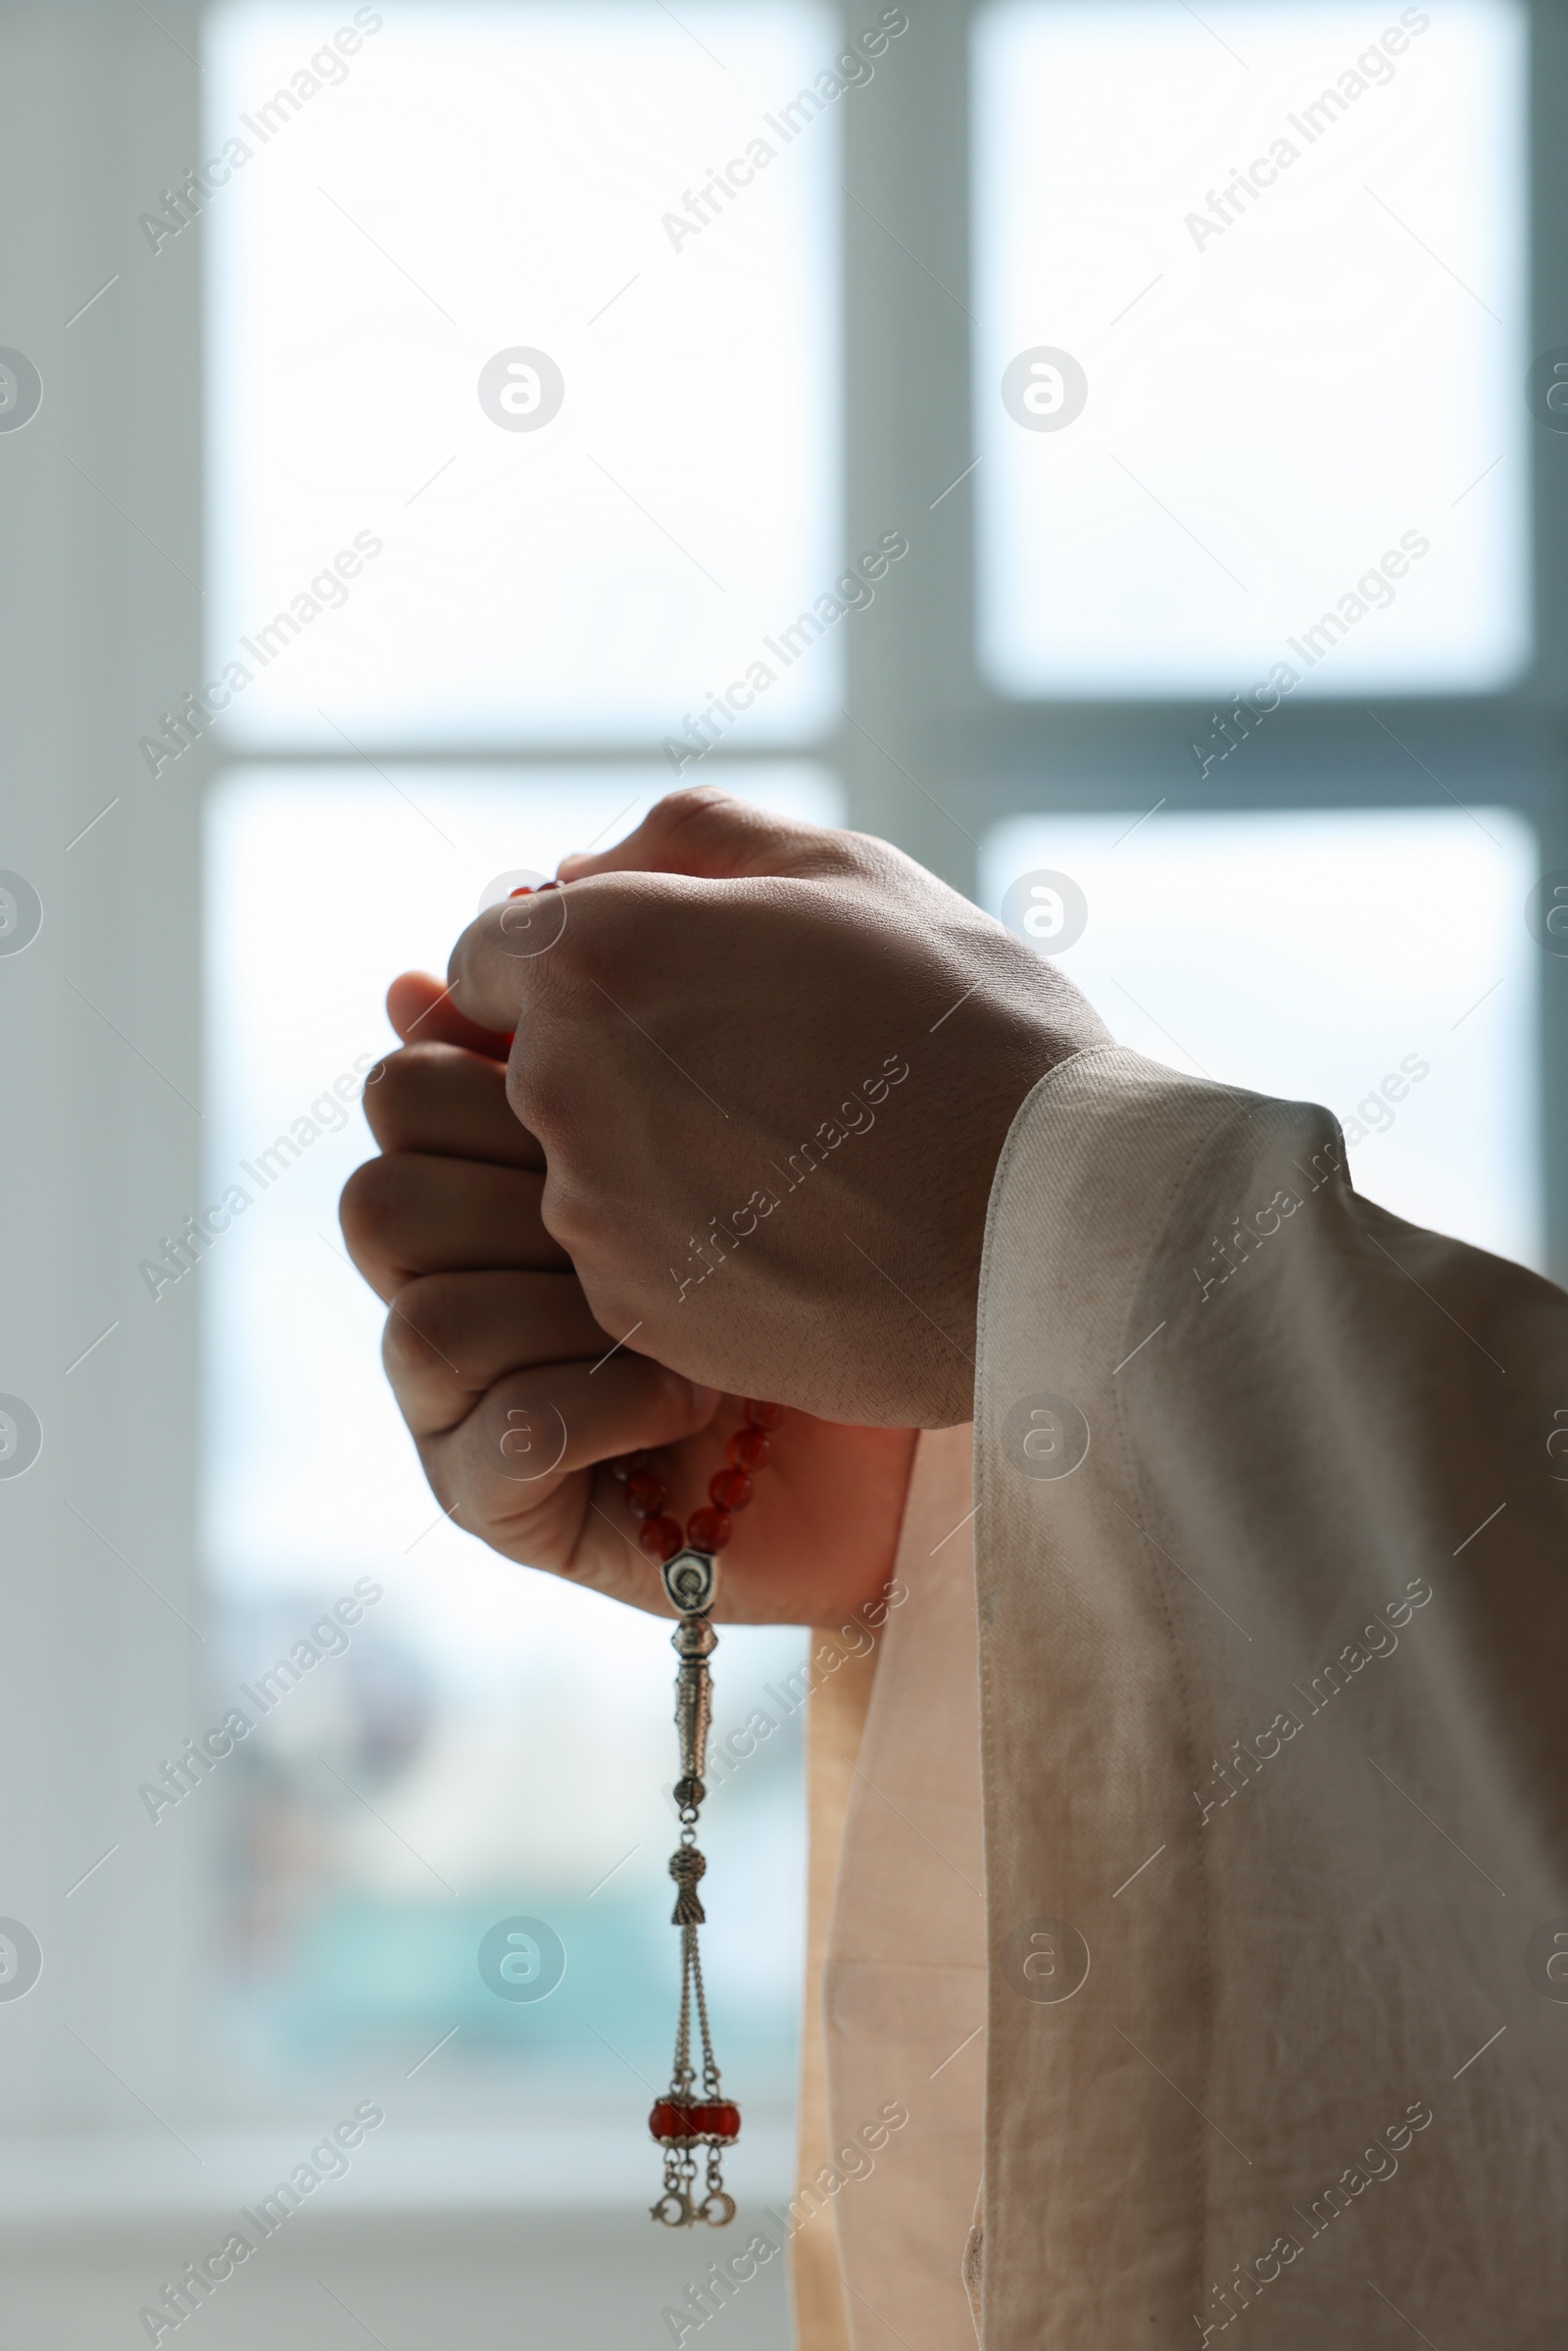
[418,1355,719,1577]
[386,968,514,1058]
[382,1270,608,1437]
[362,1042,544,1170]
[339,1151,568,1300]
[443,881,581,1040]
[444,862,746,1054]
[556,785,853,884]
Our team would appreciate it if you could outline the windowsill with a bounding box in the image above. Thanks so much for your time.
[0,2123,794,2226]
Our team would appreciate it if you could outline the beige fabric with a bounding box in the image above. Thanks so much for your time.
[814,1422,987,2350]
[792,1630,877,2351]
[971,1047,1568,2345]
[812,1045,1568,2347]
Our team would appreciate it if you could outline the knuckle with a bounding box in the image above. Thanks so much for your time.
[507,1044,579,1148]
[655,784,738,833]
[536,1165,605,1259]
[338,1153,403,1253]
[659,787,770,863]
[648,783,854,881]
[547,883,658,1012]
[573,1257,638,1339]
[360,1047,423,1142]
[483,890,569,961]
[384,1275,464,1379]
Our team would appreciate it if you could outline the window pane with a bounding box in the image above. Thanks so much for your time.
[980,806,1541,1267]
[206,3,840,746]
[973,0,1528,698]
[200,764,841,2136]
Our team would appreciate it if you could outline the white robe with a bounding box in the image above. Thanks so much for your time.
[795,1047,1568,2348]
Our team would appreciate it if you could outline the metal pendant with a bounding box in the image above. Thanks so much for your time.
[650,1550,738,2227]
[662,1546,719,1616]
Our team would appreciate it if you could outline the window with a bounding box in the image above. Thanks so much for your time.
[980,806,1542,1264]
[972,0,1530,697]
[206,1,842,745]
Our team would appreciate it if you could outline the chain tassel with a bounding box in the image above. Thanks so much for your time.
[612,1403,786,2229]
[648,1572,738,2228]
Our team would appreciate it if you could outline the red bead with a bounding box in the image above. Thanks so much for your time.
[649,2098,741,2146]
[686,1506,732,1553]
[709,1465,752,1513]
[508,885,533,898]
[638,1515,682,1564]
[743,1399,784,1430]
[726,1427,769,1471]
[694,2101,741,2142]
[625,1471,667,1521]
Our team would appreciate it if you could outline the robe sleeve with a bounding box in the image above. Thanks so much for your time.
[792,1624,877,2350]
[801,1423,987,2351]
[967,1045,1568,2348]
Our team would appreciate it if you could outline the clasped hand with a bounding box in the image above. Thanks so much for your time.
[338,789,1104,1620]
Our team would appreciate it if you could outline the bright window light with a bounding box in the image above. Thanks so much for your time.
[980,806,1541,1268]
[973,0,1529,698]
[206,2,841,746]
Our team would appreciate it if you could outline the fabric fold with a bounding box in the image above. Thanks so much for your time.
[809,1043,1568,2345]
[972,1046,1568,2347]
[802,1422,987,2350]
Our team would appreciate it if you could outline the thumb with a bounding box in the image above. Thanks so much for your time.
[385,969,514,1057]
[556,786,854,885]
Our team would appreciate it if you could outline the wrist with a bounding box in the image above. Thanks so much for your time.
[926,992,1105,1426]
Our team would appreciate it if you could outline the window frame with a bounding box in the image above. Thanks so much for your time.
[841,0,1568,1282]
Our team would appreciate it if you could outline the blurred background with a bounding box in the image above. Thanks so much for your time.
[1,0,1565,2343]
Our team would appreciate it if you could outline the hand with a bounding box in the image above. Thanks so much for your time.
[446,789,1108,1426]
[339,975,917,1623]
